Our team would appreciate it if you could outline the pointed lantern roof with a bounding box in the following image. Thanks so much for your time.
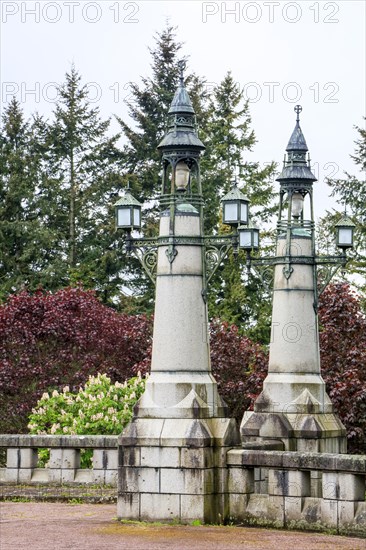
[221,181,249,203]
[157,61,205,152]
[168,71,195,115]
[286,118,308,152]
[277,105,316,184]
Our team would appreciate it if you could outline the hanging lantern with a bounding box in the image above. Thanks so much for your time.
[335,215,355,249]
[221,184,250,226]
[291,192,304,220]
[114,190,142,230]
[175,160,190,191]
[238,222,260,250]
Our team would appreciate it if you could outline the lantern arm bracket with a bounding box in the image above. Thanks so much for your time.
[247,253,313,286]
[125,233,160,285]
[244,256,275,290]
[125,233,214,285]
[245,251,348,296]
[314,253,348,297]
[248,253,347,268]
[248,250,347,266]
[248,254,313,267]
[314,253,348,267]
[246,253,289,289]
[203,234,236,286]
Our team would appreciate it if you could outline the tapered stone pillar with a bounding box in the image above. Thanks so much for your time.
[241,107,346,454]
[118,66,239,523]
[136,211,228,420]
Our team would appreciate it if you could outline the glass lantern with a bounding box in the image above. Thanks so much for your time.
[114,191,142,230]
[335,215,355,249]
[175,160,190,192]
[291,192,304,220]
[238,222,260,250]
[221,184,249,226]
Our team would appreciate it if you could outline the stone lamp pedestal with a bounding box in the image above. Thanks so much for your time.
[241,107,347,456]
[118,209,240,523]
[241,232,346,454]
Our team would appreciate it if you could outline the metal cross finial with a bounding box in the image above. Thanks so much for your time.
[178,60,186,85]
[230,165,239,188]
[294,105,302,122]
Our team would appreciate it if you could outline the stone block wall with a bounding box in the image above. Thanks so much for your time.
[118,417,240,523]
[1,434,366,535]
[227,449,366,536]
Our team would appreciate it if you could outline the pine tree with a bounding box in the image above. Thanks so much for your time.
[202,73,277,341]
[39,66,124,301]
[117,26,183,204]
[201,72,277,231]
[325,119,366,292]
[0,99,45,298]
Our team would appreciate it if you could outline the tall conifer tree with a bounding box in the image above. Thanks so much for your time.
[325,120,366,292]
[201,73,277,340]
[0,99,46,298]
[40,66,123,301]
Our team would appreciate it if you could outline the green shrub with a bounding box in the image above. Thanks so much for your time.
[28,372,146,436]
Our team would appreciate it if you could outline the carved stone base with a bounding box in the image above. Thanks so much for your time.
[241,409,347,453]
[253,376,335,414]
[135,372,228,419]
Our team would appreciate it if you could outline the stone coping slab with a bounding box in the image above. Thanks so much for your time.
[227,450,366,473]
[0,435,118,448]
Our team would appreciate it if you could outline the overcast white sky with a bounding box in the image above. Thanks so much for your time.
[1,0,365,218]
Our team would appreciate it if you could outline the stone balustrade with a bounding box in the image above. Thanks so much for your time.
[0,435,118,486]
[1,436,365,535]
[227,449,366,535]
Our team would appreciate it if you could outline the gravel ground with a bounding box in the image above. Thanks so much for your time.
[1,502,365,550]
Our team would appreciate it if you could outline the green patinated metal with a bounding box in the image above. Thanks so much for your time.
[117,91,354,305]
[114,192,142,207]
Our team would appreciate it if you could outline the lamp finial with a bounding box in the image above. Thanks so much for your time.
[294,105,302,123]
[178,59,186,86]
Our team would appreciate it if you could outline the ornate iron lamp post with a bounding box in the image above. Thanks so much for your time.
[116,63,355,520]
[117,62,241,524]
[114,67,260,301]
[240,105,355,453]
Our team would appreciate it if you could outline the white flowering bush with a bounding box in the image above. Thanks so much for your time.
[28,373,146,436]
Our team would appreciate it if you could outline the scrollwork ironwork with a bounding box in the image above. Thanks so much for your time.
[144,250,158,272]
[253,265,275,290]
[316,263,345,297]
[126,228,349,295]
[131,247,158,285]
[205,246,229,285]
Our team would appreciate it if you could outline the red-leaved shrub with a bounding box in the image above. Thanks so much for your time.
[319,282,366,453]
[1,283,365,454]
[0,288,152,432]
[209,320,268,422]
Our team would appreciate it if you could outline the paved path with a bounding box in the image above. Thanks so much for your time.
[1,502,365,550]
